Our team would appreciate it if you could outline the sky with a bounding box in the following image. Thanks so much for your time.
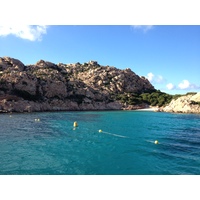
[1,25,199,95]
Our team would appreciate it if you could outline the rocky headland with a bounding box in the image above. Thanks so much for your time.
[0,57,155,113]
[160,93,200,114]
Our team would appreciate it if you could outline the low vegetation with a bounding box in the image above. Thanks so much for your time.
[113,90,173,107]
[190,100,200,106]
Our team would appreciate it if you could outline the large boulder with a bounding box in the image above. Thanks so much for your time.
[0,57,25,71]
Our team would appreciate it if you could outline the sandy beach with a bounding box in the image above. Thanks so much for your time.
[136,107,159,112]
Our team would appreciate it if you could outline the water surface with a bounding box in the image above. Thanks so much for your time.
[0,111,200,175]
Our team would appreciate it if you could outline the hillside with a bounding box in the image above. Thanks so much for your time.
[0,57,156,112]
[160,92,200,114]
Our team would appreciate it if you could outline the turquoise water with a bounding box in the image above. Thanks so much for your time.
[0,111,200,175]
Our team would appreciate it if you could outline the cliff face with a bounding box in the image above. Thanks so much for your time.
[160,93,200,114]
[0,57,155,112]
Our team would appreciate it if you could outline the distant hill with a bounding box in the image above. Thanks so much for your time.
[0,57,158,112]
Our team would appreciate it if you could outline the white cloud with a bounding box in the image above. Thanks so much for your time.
[146,72,154,82]
[131,25,154,33]
[0,25,48,41]
[146,72,165,83]
[178,80,190,89]
[178,80,200,90]
[166,83,175,90]
[166,80,200,91]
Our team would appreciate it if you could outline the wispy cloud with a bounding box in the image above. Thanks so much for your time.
[146,72,165,83]
[0,25,48,41]
[131,25,154,33]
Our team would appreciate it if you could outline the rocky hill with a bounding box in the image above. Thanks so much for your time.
[160,93,200,114]
[0,57,156,112]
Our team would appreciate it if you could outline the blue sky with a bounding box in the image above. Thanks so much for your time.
[0,25,200,95]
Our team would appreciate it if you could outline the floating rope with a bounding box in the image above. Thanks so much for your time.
[98,129,129,138]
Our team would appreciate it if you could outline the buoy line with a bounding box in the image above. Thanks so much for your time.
[71,123,158,144]
[98,130,129,138]
[99,130,159,144]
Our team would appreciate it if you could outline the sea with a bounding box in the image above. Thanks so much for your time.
[0,110,200,175]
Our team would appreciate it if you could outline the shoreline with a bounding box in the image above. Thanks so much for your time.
[136,107,159,112]
[0,107,160,114]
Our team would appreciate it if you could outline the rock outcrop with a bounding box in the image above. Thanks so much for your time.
[0,57,155,113]
[160,93,200,114]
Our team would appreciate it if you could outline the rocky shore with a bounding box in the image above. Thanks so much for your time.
[0,57,155,113]
[160,93,200,114]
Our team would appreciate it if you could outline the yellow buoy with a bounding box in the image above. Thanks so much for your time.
[154,140,159,145]
[99,129,102,133]
[73,121,78,127]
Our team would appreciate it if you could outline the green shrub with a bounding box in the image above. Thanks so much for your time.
[186,92,197,95]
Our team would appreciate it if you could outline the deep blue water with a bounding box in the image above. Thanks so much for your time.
[0,111,200,175]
